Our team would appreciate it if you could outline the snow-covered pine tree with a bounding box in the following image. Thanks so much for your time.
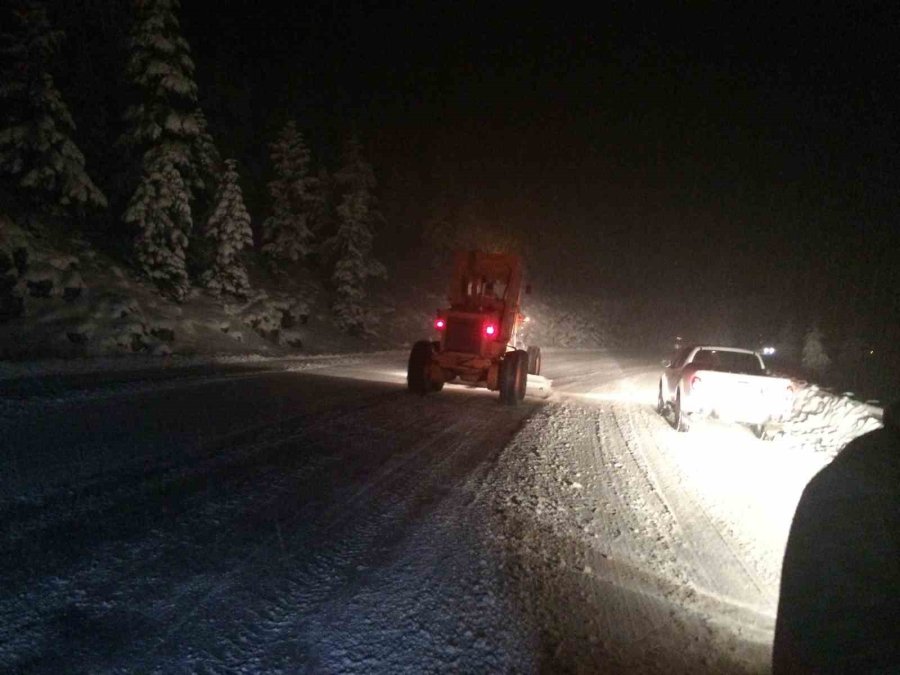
[201,159,253,297]
[120,0,218,296]
[119,0,204,198]
[124,152,191,300]
[0,1,106,215]
[322,135,386,333]
[261,121,317,263]
[801,325,831,376]
[776,318,801,361]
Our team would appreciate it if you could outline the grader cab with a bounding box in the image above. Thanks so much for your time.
[407,250,541,405]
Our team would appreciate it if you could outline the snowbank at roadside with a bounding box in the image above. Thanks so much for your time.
[1,217,437,367]
[1,217,323,360]
[0,350,400,382]
[782,385,883,456]
[477,399,776,673]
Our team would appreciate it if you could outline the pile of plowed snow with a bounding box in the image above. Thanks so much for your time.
[782,385,882,456]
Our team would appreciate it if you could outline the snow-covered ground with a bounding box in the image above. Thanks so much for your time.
[2,215,442,365]
[0,350,882,673]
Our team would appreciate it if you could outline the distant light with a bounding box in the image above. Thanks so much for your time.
[762,346,776,355]
[484,324,497,337]
[869,349,875,355]
[523,316,531,323]
[435,318,445,330]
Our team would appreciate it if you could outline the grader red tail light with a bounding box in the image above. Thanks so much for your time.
[484,323,497,337]
[435,318,446,330]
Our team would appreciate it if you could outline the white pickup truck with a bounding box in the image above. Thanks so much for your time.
[657,345,795,438]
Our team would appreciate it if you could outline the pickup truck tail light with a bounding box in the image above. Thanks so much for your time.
[690,375,702,391]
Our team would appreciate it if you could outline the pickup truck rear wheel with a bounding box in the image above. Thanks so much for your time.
[674,390,690,432]
[656,383,666,415]
[751,423,769,440]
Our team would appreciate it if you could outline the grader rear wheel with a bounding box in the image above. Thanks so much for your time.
[527,346,542,375]
[407,341,441,395]
[500,350,528,405]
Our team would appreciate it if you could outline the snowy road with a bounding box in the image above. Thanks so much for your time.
[0,350,832,673]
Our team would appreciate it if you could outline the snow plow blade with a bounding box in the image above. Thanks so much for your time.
[527,375,552,399]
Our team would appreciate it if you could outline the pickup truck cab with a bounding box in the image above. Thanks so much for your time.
[657,345,794,437]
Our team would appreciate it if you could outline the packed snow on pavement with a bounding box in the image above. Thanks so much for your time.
[0,350,882,673]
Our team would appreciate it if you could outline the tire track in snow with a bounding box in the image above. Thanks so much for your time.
[126,392,538,672]
[1,385,419,672]
[0,386,410,559]
[471,396,772,674]
[474,404,707,673]
[1,349,781,673]
[611,403,774,636]
[3,386,536,672]
[133,402,476,666]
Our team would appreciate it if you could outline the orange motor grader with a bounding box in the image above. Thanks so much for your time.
[407,250,541,405]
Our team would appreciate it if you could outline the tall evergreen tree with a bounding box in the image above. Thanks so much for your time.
[124,154,191,300]
[322,135,386,333]
[261,121,317,263]
[776,318,801,362]
[802,325,831,376]
[201,159,252,297]
[0,1,106,215]
[119,0,204,197]
[120,0,213,296]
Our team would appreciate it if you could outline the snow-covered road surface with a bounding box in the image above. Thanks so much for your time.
[1,350,838,673]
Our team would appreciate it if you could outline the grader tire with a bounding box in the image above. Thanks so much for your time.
[500,350,528,406]
[408,341,438,395]
[527,346,542,376]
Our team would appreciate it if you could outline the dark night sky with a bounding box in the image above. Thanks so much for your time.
[177,2,899,340]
